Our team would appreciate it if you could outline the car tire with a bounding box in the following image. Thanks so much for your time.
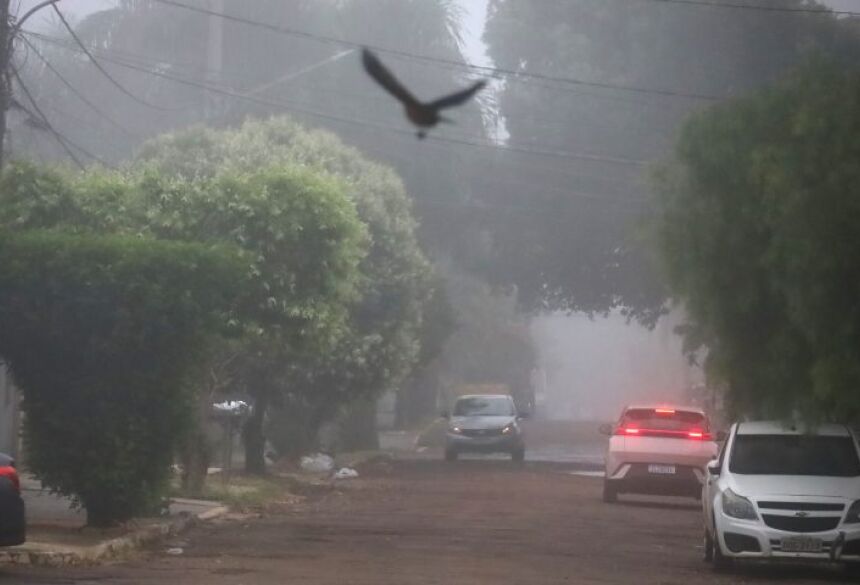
[709,516,732,571]
[602,480,617,503]
[511,448,525,463]
[444,448,458,462]
[703,527,714,562]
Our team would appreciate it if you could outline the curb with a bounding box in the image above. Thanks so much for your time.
[0,506,229,567]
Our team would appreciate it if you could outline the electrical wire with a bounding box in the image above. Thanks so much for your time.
[19,35,140,139]
[150,0,723,101]
[51,4,182,111]
[23,30,650,168]
[12,67,87,169]
[636,0,860,17]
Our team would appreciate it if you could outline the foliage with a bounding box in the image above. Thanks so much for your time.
[481,0,860,321]
[134,117,431,459]
[0,229,244,526]
[0,151,367,506]
[652,58,860,421]
[23,0,481,259]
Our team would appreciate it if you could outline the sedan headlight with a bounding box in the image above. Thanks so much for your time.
[449,426,463,435]
[501,423,517,435]
[721,488,758,520]
[845,500,860,523]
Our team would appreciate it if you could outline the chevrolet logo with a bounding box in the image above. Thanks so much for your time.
[795,511,810,518]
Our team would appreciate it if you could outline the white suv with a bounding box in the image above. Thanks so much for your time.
[703,421,860,569]
[600,405,719,503]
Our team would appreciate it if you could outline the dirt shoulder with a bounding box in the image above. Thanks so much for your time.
[3,459,851,584]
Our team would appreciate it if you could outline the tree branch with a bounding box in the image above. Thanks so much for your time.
[13,0,62,33]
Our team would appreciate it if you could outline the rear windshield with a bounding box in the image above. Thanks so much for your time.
[454,396,515,417]
[729,434,860,477]
[621,408,707,431]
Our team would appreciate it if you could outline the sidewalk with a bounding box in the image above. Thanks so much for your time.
[2,475,228,567]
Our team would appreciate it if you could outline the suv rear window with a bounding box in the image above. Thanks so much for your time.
[621,408,708,432]
[729,434,860,477]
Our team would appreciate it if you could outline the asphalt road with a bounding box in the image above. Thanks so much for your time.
[2,458,857,584]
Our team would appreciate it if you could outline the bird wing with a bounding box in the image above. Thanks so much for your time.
[362,49,418,107]
[428,80,487,110]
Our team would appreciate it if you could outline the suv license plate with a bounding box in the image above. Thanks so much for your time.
[782,537,823,553]
[648,464,676,475]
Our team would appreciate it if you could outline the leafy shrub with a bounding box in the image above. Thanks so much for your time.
[0,230,244,525]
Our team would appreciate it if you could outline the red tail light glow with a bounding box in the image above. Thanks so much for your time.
[0,466,19,493]
[616,427,711,440]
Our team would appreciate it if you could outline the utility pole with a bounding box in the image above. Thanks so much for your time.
[0,0,67,170]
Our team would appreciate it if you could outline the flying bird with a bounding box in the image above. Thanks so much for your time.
[362,48,486,139]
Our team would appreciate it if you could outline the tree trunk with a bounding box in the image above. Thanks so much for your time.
[339,397,379,452]
[180,384,215,496]
[0,0,11,169]
[180,428,211,497]
[243,389,268,475]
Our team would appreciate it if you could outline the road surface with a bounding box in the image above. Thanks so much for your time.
[1,459,854,584]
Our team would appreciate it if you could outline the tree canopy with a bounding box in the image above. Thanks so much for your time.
[134,116,432,461]
[652,58,860,421]
[481,0,860,321]
[0,137,369,507]
[0,227,244,525]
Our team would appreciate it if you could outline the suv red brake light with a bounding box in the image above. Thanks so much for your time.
[615,426,712,440]
[687,430,712,440]
[0,466,20,493]
[616,408,712,441]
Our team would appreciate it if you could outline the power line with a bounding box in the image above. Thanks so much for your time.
[12,67,86,169]
[24,29,656,173]
[150,0,722,102]
[637,0,860,17]
[352,139,648,211]
[51,4,181,112]
[19,35,140,140]
[25,30,649,168]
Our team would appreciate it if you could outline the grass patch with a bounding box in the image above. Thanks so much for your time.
[170,474,287,510]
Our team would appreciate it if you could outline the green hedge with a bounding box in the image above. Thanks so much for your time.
[0,230,245,525]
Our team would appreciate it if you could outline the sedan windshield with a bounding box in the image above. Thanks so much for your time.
[729,434,860,477]
[453,396,514,417]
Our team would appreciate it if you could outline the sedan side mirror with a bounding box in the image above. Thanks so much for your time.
[706,460,721,476]
[598,423,613,436]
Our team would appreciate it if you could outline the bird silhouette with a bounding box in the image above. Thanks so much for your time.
[362,48,486,139]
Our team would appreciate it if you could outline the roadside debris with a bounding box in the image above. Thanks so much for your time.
[334,468,359,480]
[300,453,334,473]
[211,400,250,415]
